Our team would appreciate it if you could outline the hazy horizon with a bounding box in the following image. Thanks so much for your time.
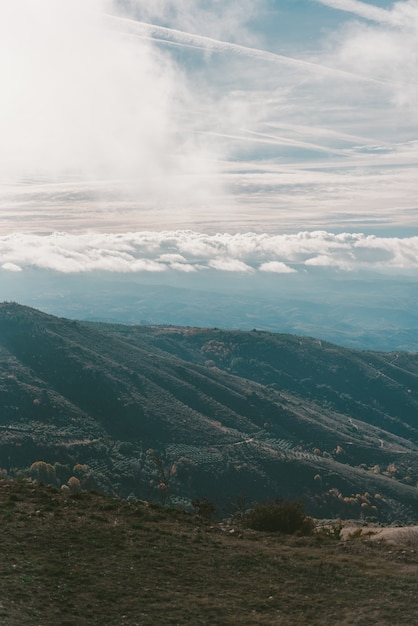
[1,1,418,346]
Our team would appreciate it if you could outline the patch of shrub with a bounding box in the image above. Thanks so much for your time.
[29,461,56,486]
[243,498,314,535]
[192,497,216,520]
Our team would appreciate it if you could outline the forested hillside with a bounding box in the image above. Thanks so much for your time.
[1,302,418,522]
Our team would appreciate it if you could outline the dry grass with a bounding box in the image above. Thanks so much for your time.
[0,479,417,625]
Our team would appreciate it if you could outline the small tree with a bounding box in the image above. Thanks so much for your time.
[29,461,56,485]
[192,497,216,520]
[54,462,71,484]
[146,450,176,505]
[67,476,81,493]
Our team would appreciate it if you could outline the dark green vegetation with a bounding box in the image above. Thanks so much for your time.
[1,303,418,521]
[243,499,315,535]
[1,478,418,626]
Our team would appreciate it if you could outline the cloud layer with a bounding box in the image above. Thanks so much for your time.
[1,1,418,233]
[0,0,222,207]
[1,231,418,274]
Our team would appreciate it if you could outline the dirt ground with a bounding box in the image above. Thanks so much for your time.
[341,523,418,545]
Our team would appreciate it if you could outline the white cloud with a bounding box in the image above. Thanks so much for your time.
[2,262,22,272]
[158,253,188,263]
[259,262,296,274]
[1,231,418,275]
[116,0,266,44]
[208,258,255,273]
[0,0,223,207]
[323,1,418,113]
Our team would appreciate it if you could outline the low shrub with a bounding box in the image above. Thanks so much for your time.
[192,497,216,520]
[243,498,314,535]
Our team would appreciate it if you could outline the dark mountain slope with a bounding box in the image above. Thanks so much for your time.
[0,305,265,443]
[102,324,418,441]
[1,303,418,521]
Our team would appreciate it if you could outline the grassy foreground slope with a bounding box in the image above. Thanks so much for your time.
[1,478,418,626]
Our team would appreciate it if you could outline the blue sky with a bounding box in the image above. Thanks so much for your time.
[1,0,418,275]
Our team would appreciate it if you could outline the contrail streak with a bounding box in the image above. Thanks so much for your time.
[104,13,393,86]
[204,128,351,157]
[314,0,397,25]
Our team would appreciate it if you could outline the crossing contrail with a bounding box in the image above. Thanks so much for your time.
[313,0,397,24]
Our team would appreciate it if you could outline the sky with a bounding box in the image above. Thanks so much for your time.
[1,0,418,278]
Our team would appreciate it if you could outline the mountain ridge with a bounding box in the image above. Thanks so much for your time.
[1,302,418,522]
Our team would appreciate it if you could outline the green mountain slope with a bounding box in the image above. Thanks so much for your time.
[102,324,418,440]
[1,302,418,522]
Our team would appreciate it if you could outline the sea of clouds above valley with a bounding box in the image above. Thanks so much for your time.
[1,230,417,275]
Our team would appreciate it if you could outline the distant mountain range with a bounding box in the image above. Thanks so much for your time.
[4,267,418,352]
[1,302,418,522]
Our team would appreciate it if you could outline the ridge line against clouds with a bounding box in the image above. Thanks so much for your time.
[1,231,418,274]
